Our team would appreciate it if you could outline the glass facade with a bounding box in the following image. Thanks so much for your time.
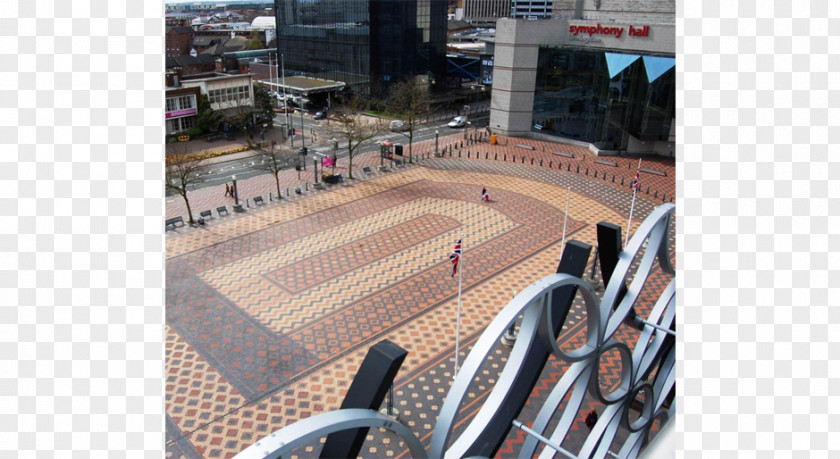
[274,0,446,95]
[532,47,675,149]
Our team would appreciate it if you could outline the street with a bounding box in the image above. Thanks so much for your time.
[167,110,491,196]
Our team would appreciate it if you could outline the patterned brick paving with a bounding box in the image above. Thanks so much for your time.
[165,139,674,458]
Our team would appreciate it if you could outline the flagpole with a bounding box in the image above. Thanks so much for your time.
[626,158,642,242]
[454,235,463,378]
[560,186,570,253]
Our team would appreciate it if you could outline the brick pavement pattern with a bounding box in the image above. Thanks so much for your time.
[166,133,675,458]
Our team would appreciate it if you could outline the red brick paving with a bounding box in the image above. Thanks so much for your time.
[165,133,675,458]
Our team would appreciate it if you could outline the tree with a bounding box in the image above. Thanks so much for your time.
[254,85,275,119]
[165,146,207,224]
[246,36,264,50]
[196,94,221,134]
[252,141,297,199]
[386,77,432,164]
[323,97,385,180]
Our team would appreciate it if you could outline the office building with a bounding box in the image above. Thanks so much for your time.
[489,0,675,156]
[274,0,447,95]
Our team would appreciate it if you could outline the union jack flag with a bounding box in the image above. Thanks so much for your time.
[631,171,640,191]
[449,239,462,277]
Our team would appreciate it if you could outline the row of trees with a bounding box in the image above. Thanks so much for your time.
[166,77,435,225]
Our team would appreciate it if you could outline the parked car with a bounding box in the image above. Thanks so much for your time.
[314,111,327,120]
[448,116,467,128]
[389,120,410,132]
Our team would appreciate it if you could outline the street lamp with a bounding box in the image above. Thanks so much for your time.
[332,139,338,172]
[232,174,243,212]
[435,130,439,155]
[300,108,306,149]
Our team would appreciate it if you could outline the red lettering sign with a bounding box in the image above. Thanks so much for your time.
[568,23,651,39]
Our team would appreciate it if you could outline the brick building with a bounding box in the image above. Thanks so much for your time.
[165,26,195,57]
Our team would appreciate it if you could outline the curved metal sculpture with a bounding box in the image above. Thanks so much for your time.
[431,203,675,458]
[234,409,426,459]
[237,204,676,458]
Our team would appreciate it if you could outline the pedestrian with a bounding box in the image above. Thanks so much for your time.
[584,409,598,430]
[224,183,230,197]
[481,187,489,202]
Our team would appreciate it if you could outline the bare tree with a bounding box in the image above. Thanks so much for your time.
[323,97,385,180]
[387,77,432,164]
[251,140,297,199]
[165,146,207,224]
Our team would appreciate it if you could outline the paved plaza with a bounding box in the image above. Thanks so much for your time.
[165,133,676,458]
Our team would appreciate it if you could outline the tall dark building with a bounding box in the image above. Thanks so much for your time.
[274,0,446,95]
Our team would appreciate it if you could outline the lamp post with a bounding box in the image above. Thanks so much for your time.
[435,130,439,155]
[281,53,290,136]
[232,175,243,212]
[332,139,338,173]
[300,108,306,149]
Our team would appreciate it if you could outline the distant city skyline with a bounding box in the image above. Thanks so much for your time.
[165,0,273,6]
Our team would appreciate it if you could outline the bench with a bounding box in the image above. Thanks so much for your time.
[165,216,185,231]
[516,144,536,150]
[199,210,213,220]
[216,206,229,216]
[394,159,403,167]
[640,167,667,176]
[363,166,373,175]
[552,151,574,158]
[595,159,618,167]
[253,196,265,206]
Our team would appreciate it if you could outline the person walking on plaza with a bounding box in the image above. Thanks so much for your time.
[224,183,230,197]
[481,187,490,202]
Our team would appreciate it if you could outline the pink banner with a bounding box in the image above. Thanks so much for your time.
[165,108,197,119]
[321,156,334,168]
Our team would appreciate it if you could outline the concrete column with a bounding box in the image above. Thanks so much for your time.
[488,19,542,137]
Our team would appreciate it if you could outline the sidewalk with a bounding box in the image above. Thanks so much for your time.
[165,121,320,163]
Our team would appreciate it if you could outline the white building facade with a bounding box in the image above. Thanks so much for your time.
[490,1,675,156]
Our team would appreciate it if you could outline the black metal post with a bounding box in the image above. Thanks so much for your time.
[232,176,239,206]
[300,109,306,149]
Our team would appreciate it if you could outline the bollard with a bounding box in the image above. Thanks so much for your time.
[513,155,515,162]
[269,193,273,201]
[646,186,650,194]
[654,190,658,198]
[612,175,615,183]
[495,153,497,160]
[549,161,552,168]
[504,154,507,161]
[531,158,534,165]
[663,194,667,202]
[468,151,470,158]
[246,198,250,208]
[568,163,571,171]
[485,152,488,159]
[458,151,461,157]
[306,183,308,191]
[670,197,674,203]
[287,188,290,197]
[621,177,625,185]
[576,165,580,173]
[593,171,597,178]
[585,168,589,175]
[603,173,606,181]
